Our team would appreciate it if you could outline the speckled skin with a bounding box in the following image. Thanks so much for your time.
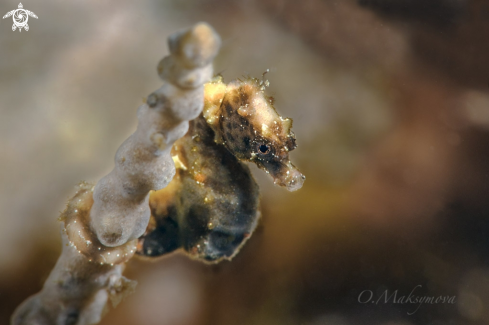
[212,77,305,191]
[138,77,304,262]
[139,115,260,262]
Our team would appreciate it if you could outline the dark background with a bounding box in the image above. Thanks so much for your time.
[1,0,489,324]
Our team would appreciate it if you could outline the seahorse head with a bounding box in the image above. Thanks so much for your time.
[203,76,305,191]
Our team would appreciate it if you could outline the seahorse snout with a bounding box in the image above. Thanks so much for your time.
[264,161,305,191]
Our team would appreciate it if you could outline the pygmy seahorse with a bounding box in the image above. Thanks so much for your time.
[137,75,305,262]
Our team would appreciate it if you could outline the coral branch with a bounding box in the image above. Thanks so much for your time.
[12,22,221,325]
[90,22,221,247]
[12,220,135,325]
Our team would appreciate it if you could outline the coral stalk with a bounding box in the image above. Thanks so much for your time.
[91,22,221,248]
[12,22,221,325]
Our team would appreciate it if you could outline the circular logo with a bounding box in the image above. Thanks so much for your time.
[13,9,28,27]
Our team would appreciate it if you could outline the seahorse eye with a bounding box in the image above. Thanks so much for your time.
[258,144,270,154]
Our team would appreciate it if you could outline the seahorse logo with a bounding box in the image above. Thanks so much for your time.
[2,3,38,32]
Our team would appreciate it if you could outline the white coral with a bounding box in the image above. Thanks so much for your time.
[12,22,221,325]
[91,22,221,247]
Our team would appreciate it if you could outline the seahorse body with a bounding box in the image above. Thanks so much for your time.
[137,76,304,262]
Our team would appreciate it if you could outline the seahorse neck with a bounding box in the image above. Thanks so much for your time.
[203,79,227,143]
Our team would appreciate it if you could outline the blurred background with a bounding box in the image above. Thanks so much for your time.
[1,0,489,324]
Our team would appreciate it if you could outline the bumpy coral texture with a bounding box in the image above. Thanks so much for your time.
[90,23,221,248]
[12,22,221,325]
